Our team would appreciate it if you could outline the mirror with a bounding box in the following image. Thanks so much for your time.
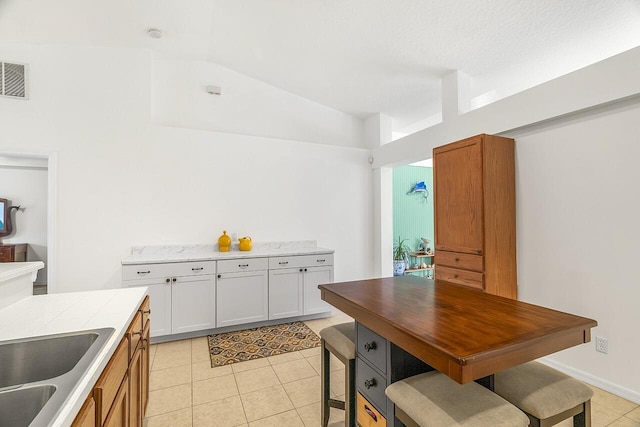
[0,198,18,238]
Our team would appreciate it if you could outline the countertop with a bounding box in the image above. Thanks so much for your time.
[0,287,148,427]
[122,241,334,265]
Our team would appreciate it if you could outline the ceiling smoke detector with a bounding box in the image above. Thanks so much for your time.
[148,29,162,39]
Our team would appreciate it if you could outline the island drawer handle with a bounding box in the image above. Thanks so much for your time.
[279,261,288,265]
[364,342,377,352]
[364,378,377,389]
[364,405,378,421]
[192,267,204,271]
[143,309,151,314]
[454,274,459,278]
[455,258,460,262]
[137,271,150,275]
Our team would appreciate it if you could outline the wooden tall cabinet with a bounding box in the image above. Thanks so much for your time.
[433,134,517,299]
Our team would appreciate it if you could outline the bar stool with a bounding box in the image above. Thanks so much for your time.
[319,322,356,427]
[494,361,594,427]
[385,371,530,427]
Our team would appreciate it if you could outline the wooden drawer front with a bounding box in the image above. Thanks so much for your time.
[141,296,150,327]
[95,338,129,425]
[127,311,143,360]
[217,257,268,273]
[269,253,334,270]
[436,251,483,272]
[357,323,387,374]
[357,392,387,427]
[435,266,484,290]
[357,358,387,412]
[122,261,215,281]
[0,247,11,262]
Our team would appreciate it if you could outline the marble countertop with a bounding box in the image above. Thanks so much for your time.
[122,241,334,265]
[0,287,148,427]
[0,261,44,283]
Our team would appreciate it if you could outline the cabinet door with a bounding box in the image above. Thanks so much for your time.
[129,345,143,427]
[434,137,484,255]
[269,268,303,320]
[141,322,150,416]
[303,266,333,315]
[127,280,171,338]
[172,275,216,334]
[103,375,129,427]
[217,270,268,327]
[71,396,96,427]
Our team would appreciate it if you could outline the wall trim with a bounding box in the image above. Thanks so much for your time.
[538,357,640,404]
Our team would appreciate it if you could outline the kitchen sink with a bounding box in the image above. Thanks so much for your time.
[0,385,56,427]
[0,328,115,426]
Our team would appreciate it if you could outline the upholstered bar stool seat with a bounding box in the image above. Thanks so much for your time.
[385,371,530,427]
[320,322,356,427]
[494,361,594,427]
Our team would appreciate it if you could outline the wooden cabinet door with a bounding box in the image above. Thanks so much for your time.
[71,396,96,427]
[129,345,143,427]
[141,322,150,417]
[103,375,129,427]
[434,136,484,255]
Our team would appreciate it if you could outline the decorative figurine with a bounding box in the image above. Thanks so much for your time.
[419,238,431,253]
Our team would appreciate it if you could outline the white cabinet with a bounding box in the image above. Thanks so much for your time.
[268,268,303,320]
[122,261,216,338]
[269,253,333,317]
[217,258,269,328]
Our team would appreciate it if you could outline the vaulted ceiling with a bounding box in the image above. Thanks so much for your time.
[1,0,639,134]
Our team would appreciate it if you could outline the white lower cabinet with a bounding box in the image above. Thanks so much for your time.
[122,261,216,338]
[269,268,304,320]
[303,265,333,315]
[217,258,269,328]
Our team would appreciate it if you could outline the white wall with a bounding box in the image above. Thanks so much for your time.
[0,165,48,284]
[509,100,640,399]
[0,43,373,293]
[152,58,365,148]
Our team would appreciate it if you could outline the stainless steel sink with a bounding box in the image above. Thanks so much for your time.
[0,385,56,427]
[0,328,115,426]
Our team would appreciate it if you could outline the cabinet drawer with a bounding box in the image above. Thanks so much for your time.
[357,358,387,413]
[0,247,10,262]
[269,253,334,270]
[140,296,151,328]
[435,266,484,290]
[357,392,387,427]
[127,311,143,361]
[357,323,386,374]
[94,337,128,425]
[122,261,215,281]
[217,257,268,273]
[436,251,483,272]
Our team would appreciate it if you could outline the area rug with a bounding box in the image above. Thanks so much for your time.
[208,321,321,367]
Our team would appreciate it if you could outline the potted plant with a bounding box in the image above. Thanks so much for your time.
[393,236,411,276]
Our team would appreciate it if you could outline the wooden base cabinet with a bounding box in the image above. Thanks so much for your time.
[72,296,150,427]
[433,134,517,299]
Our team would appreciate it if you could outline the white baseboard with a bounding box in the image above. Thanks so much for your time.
[538,357,640,404]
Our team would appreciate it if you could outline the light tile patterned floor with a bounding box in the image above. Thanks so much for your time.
[144,312,640,427]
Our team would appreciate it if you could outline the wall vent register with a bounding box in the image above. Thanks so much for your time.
[1,61,28,99]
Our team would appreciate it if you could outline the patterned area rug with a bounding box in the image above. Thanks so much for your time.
[208,321,321,367]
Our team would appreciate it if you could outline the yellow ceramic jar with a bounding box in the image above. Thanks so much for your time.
[239,236,252,251]
[218,230,231,252]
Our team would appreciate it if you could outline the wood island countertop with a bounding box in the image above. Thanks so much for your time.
[319,275,597,384]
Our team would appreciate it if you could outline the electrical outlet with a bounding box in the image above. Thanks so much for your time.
[595,336,608,354]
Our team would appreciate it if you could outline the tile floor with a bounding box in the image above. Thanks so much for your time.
[144,312,640,427]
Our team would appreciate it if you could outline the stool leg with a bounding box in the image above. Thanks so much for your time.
[573,400,591,427]
[321,339,330,427]
[345,358,356,427]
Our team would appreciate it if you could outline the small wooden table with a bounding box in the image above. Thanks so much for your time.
[319,275,597,384]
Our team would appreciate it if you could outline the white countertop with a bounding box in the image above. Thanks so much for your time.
[0,287,148,427]
[0,261,44,283]
[122,241,334,265]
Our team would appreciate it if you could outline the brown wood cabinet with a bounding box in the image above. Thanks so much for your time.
[72,296,150,427]
[433,134,517,298]
[0,243,27,262]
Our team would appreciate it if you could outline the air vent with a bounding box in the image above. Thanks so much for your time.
[1,61,28,99]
